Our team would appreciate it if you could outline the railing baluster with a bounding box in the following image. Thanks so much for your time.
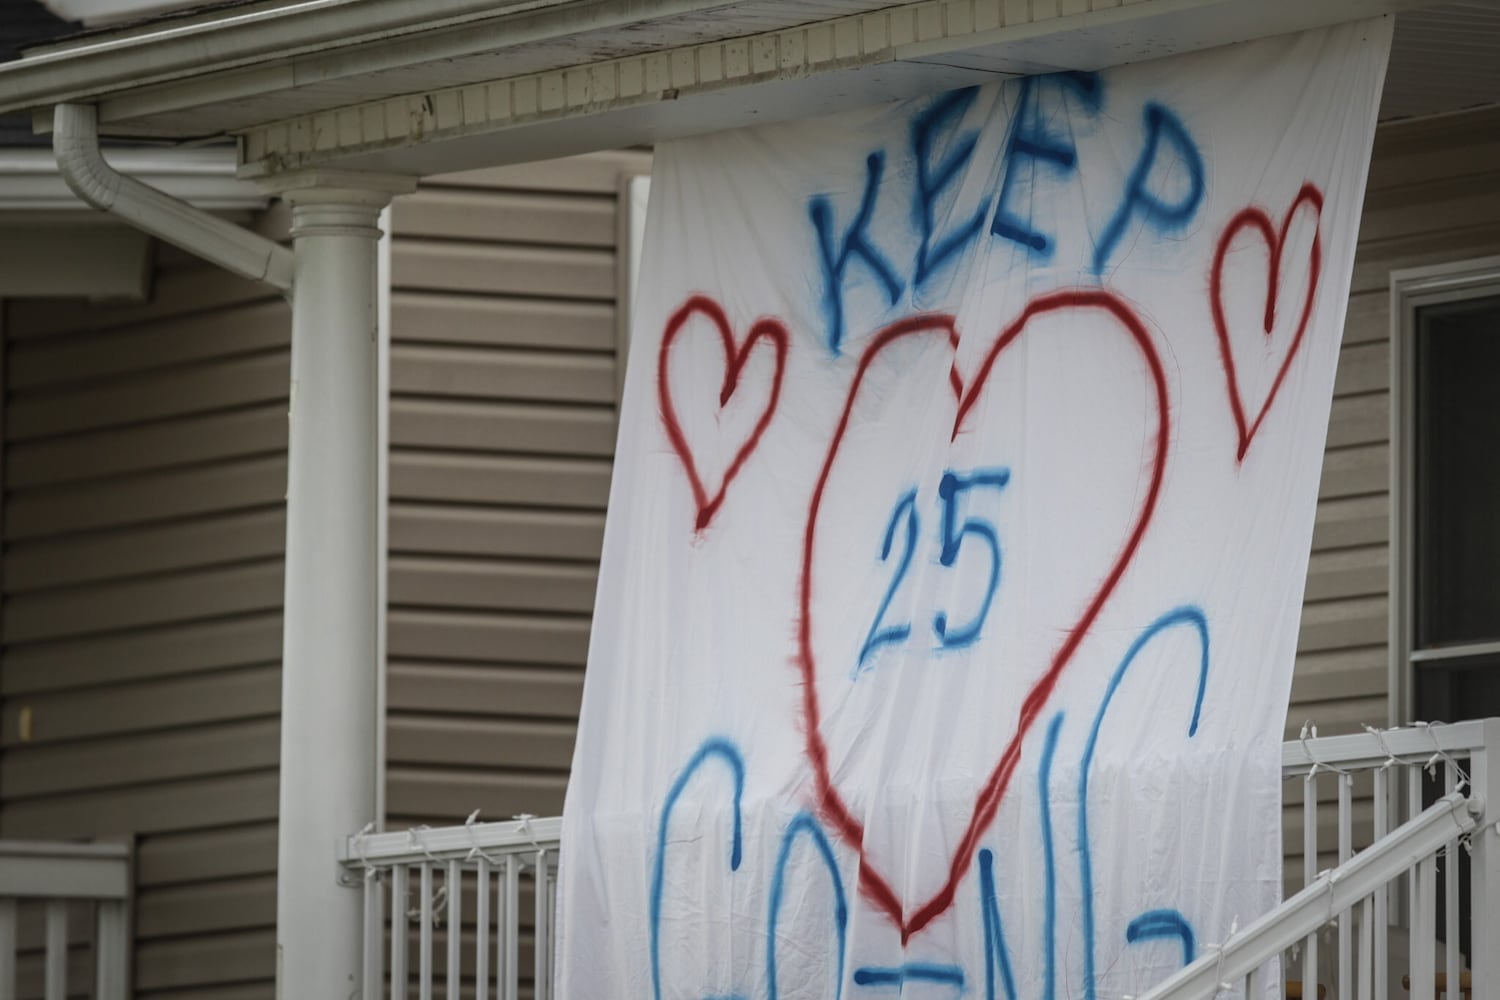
[392,864,410,1000]
[1305,770,1319,1000]
[534,849,549,1000]
[494,858,507,1000]
[504,854,519,1000]
[1359,895,1373,1000]
[1373,766,1389,1000]
[476,858,490,1000]
[44,900,66,1000]
[447,860,461,1000]
[1443,763,1459,1000]
[0,899,15,1000]
[96,899,128,1000]
[1471,723,1500,1000]
[420,862,434,1000]
[1404,767,1416,995]
[1414,853,1436,1000]
[364,871,384,1000]
[1340,773,1353,1000]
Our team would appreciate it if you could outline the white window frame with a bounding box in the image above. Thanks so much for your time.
[1388,254,1500,726]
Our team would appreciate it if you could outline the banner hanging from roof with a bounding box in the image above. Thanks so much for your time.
[560,18,1391,999]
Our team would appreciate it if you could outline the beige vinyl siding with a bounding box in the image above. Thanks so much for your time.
[384,149,650,828]
[1283,107,1500,889]
[0,238,289,998]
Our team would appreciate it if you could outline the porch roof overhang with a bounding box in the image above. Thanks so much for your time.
[1,0,1496,182]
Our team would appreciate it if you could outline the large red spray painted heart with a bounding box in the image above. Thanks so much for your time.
[795,289,1171,942]
[1209,183,1324,461]
[658,295,790,530]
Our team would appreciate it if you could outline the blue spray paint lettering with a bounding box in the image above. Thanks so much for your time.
[859,468,1010,675]
[854,964,966,989]
[767,811,849,1000]
[810,151,905,355]
[991,72,1103,257]
[1077,606,1209,1000]
[1126,909,1196,966]
[1092,103,1206,274]
[979,847,1020,1000]
[1040,712,1065,1000]
[650,738,746,1000]
[912,87,985,286]
[934,467,1010,649]
[859,488,920,674]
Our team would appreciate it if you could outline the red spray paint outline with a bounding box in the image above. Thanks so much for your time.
[658,295,790,530]
[1209,183,1324,462]
[796,289,1171,942]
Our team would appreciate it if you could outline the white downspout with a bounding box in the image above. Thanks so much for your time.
[51,102,294,293]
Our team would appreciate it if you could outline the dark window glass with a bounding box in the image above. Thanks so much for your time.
[1408,292,1500,964]
[1413,294,1500,649]
[1415,653,1500,723]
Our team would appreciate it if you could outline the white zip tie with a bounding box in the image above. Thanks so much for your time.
[514,813,541,850]
[353,821,378,882]
[465,808,502,864]
[404,825,448,924]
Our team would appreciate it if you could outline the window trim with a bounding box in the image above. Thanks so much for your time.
[1389,254,1500,726]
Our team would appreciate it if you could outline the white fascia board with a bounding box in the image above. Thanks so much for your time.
[0,0,735,118]
[240,0,1417,179]
[0,146,266,211]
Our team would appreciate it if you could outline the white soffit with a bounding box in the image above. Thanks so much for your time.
[234,0,1422,178]
[1381,1,1500,121]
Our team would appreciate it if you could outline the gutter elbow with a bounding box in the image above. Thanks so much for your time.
[54,103,121,213]
[51,102,294,294]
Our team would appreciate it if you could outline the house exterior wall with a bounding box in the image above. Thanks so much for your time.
[0,109,1493,996]
[0,235,290,996]
[1281,105,1500,884]
[383,149,648,829]
[0,149,645,998]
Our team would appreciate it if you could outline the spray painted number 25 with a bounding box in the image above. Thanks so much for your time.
[857,468,1011,673]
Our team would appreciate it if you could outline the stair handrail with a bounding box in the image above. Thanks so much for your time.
[1133,791,1484,1000]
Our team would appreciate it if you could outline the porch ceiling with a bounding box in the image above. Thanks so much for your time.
[0,0,1495,180]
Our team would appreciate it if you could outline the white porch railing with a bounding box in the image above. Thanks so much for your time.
[342,815,561,1000]
[1144,716,1499,1000]
[345,720,1500,1000]
[0,840,131,1000]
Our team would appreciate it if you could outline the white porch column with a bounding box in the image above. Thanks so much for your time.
[259,170,416,1000]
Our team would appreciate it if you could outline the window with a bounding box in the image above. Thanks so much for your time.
[1392,259,1500,960]
[1392,257,1500,726]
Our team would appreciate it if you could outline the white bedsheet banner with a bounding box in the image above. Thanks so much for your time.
[560,20,1391,1000]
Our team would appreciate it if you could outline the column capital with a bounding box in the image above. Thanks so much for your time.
[257,169,417,238]
[256,168,417,205]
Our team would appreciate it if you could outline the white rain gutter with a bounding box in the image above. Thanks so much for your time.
[52,102,293,292]
[0,146,264,212]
